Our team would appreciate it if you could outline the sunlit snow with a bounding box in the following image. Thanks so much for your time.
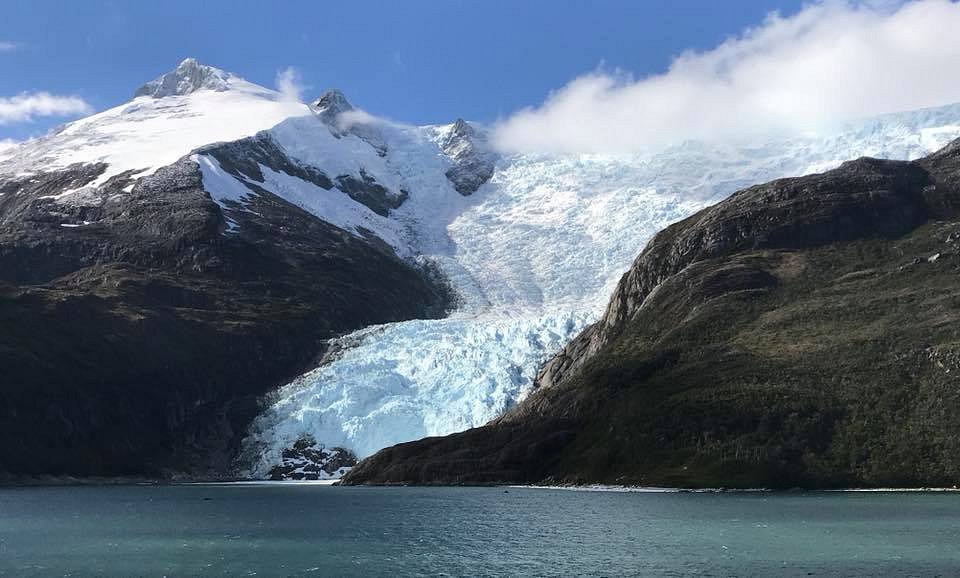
[0,74,309,188]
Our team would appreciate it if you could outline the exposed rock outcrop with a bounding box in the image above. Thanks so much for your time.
[268,435,357,480]
[134,58,231,98]
[439,119,496,195]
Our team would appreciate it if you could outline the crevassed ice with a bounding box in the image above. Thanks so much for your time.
[243,311,590,467]
[239,104,960,477]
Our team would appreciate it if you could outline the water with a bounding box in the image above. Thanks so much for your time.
[1,485,959,577]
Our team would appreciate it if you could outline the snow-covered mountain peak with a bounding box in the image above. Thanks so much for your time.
[310,89,388,156]
[439,118,483,152]
[437,118,496,195]
[311,89,354,121]
[444,118,474,137]
[133,58,232,98]
[0,60,309,185]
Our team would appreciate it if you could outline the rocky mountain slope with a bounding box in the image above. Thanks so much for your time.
[0,61,452,479]
[343,139,960,489]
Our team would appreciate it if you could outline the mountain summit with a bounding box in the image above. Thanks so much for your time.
[1,59,306,184]
[134,58,232,98]
[438,119,496,195]
[311,89,355,125]
[311,88,387,156]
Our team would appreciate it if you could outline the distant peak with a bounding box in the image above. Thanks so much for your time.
[309,89,387,156]
[311,89,354,121]
[440,118,483,150]
[447,118,476,139]
[439,119,496,196]
[134,58,232,98]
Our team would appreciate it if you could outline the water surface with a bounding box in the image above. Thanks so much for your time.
[1,484,958,576]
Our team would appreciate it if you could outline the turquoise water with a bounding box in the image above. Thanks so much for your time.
[1,485,959,576]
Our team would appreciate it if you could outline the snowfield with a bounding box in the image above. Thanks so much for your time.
[0,61,309,188]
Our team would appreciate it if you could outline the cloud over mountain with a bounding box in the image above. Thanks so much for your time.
[275,66,304,102]
[0,92,92,125]
[493,0,960,154]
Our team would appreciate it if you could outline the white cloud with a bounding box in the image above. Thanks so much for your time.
[275,66,304,102]
[0,92,92,125]
[0,41,16,52]
[494,0,960,154]
[336,108,382,130]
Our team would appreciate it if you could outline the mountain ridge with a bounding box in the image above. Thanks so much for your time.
[134,58,233,98]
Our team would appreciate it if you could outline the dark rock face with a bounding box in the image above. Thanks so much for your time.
[0,156,451,479]
[268,435,357,480]
[334,170,407,217]
[440,119,496,196]
[198,132,406,216]
[198,133,334,190]
[343,139,960,489]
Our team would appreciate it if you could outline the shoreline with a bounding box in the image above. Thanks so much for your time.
[512,484,960,493]
[3,476,959,493]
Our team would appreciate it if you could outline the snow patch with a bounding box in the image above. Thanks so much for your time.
[194,151,410,253]
[258,164,408,255]
[194,154,257,209]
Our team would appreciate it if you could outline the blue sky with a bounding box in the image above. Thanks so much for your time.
[0,0,805,140]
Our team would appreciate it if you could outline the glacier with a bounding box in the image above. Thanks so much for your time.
[238,103,960,478]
